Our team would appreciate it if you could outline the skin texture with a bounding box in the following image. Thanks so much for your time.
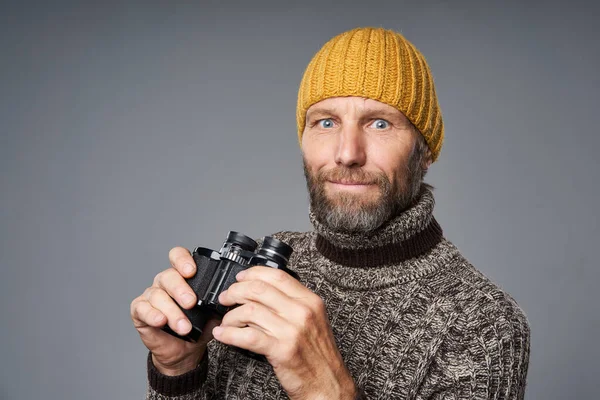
[302,96,432,232]
[130,96,432,398]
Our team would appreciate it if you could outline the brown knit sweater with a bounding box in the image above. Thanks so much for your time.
[146,186,531,399]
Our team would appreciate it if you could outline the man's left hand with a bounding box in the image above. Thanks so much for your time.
[214,266,357,400]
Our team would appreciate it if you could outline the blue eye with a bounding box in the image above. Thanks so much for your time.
[319,119,334,128]
[372,119,389,129]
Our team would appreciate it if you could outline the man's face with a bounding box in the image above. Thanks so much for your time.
[301,96,430,233]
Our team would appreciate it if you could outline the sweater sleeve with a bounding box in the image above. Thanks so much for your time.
[416,300,531,399]
[145,351,209,400]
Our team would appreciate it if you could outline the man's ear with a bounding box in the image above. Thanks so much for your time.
[422,148,433,170]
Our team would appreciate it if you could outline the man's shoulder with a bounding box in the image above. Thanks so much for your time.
[438,241,530,338]
[426,243,531,395]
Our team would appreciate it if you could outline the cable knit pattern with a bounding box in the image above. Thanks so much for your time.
[146,187,530,399]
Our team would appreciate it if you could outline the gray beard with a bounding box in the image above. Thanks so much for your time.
[303,151,425,234]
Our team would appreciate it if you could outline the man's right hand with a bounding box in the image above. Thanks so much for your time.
[130,246,219,376]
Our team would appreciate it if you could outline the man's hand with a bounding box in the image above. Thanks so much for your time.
[214,266,357,400]
[130,247,219,376]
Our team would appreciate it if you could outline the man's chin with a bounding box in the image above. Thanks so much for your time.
[314,202,391,233]
[325,187,381,203]
[322,198,383,217]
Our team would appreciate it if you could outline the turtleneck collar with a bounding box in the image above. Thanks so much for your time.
[309,185,444,268]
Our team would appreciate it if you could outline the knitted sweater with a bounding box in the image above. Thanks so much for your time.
[146,186,531,399]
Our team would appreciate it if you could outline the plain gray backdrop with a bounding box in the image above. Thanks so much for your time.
[1,0,598,399]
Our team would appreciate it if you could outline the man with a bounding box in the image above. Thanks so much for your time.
[131,27,531,399]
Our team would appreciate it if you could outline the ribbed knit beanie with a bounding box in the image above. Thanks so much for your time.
[296,27,444,162]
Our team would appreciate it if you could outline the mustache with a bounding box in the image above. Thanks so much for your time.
[317,167,386,185]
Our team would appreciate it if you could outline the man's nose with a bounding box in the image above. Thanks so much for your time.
[334,123,366,167]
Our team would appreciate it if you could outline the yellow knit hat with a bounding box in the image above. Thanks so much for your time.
[296,27,444,162]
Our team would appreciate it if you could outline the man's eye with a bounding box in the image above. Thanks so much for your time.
[318,119,335,128]
[371,119,390,129]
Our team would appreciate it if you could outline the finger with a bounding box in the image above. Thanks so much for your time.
[144,286,192,336]
[237,266,324,313]
[130,298,177,348]
[131,297,166,329]
[221,302,288,337]
[169,246,196,278]
[212,325,274,355]
[153,267,197,309]
[236,266,307,299]
[219,280,304,318]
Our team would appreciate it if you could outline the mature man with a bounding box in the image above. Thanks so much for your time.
[131,27,531,399]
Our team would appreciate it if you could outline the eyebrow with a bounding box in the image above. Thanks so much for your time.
[305,107,338,120]
[360,108,406,123]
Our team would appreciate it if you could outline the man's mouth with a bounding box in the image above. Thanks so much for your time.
[328,180,374,185]
[326,180,378,193]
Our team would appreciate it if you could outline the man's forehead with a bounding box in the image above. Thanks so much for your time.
[306,97,407,120]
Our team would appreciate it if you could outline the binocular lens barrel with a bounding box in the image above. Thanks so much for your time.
[256,236,293,265]
[225,231,258,252]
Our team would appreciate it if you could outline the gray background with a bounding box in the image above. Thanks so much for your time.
[1,0,598,399]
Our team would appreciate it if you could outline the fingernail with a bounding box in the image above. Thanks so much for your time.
[182,292,195,305]
[154,313,164,324]
[177,319,191,333]
[184,263,195,275]
[236,270,246,280]
[213,326,223,337]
